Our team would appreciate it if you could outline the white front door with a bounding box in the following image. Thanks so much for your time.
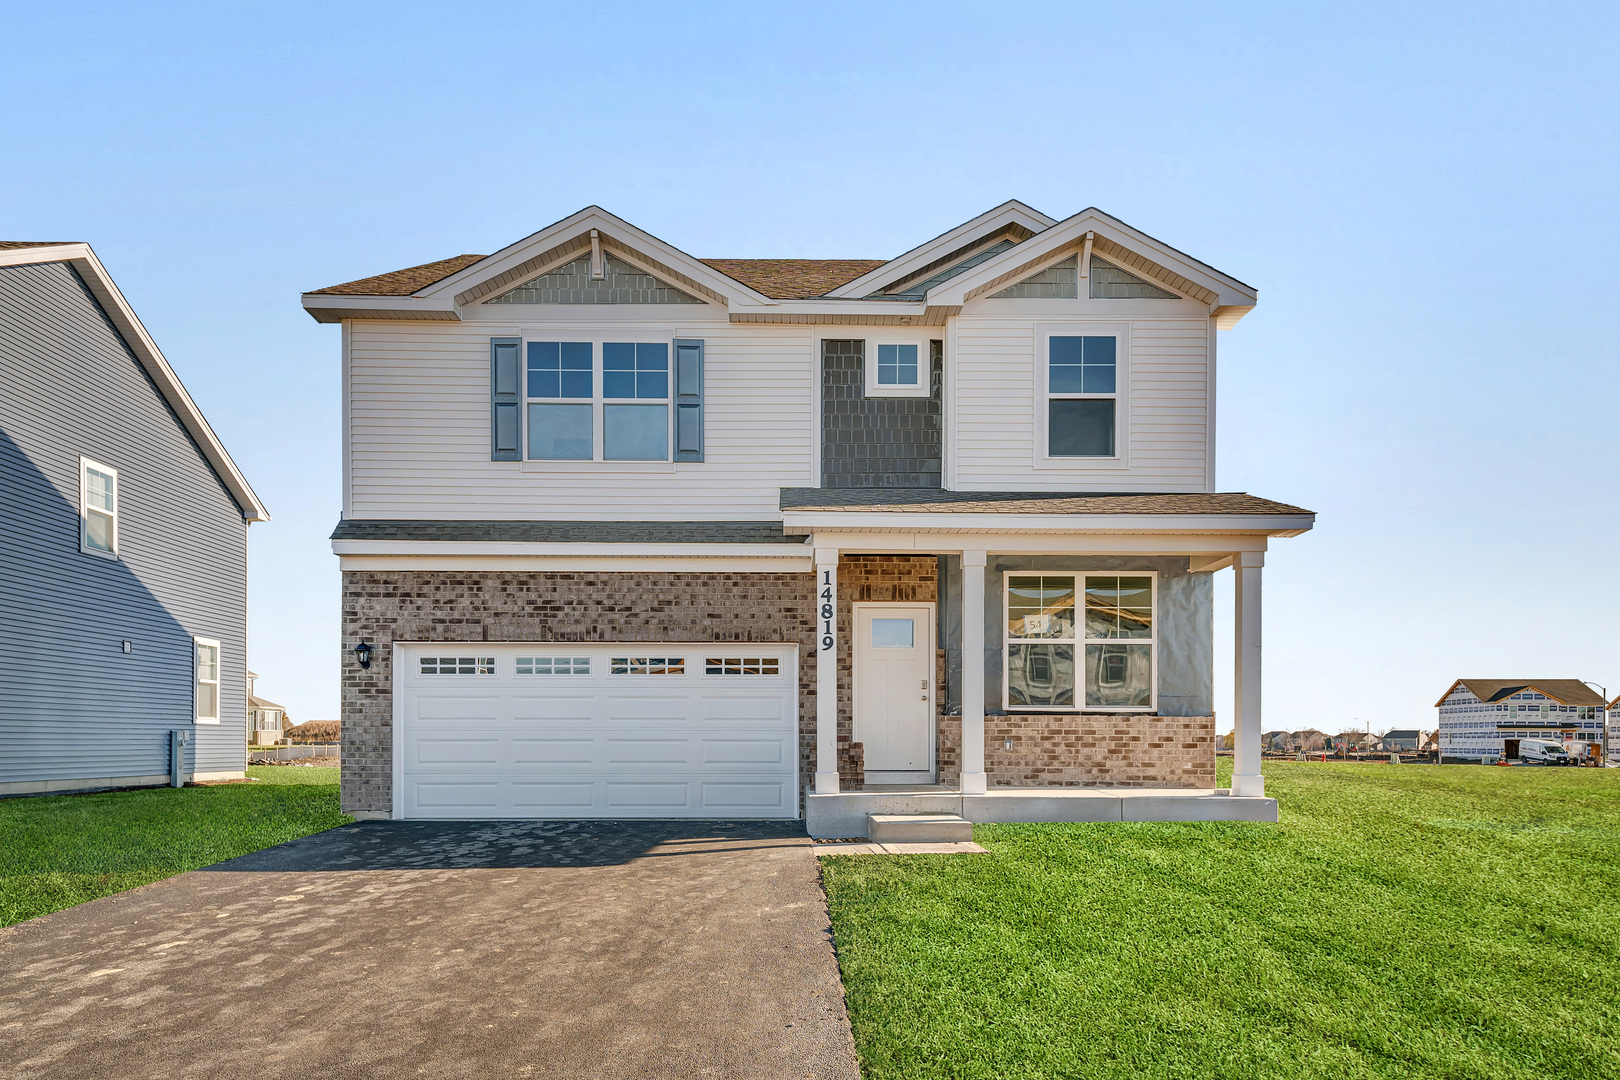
[853,605,935,782]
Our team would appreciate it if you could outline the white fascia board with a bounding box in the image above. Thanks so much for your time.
[731,298,930,319]
[925,208,1259,311]
[781,511,1314,536]
[340,554,813,573]
[798,530,1277,556]
[413,205,777,309]
[299,292,459,322]
[330,539,812,558]
[0,244,270,522]
[825,200,1058,299]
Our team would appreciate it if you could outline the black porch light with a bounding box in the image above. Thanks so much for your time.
[354,641,374,669]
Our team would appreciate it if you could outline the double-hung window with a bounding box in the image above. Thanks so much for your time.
[80,457,118,557]
[526,341,670,461]
[1004,573,1155,711]
[1047,335,1117,457]
[195,637,221,724]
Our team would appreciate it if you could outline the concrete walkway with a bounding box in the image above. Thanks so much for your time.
[0,820,861,1080]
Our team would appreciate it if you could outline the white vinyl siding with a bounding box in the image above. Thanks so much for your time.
[347,320,814,520]
[951,313,1211,492]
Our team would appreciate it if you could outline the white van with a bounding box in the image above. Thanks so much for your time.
[1517,739,1573,766]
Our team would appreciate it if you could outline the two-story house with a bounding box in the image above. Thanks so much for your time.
[303,202,1313,835]
[1,242,267,794]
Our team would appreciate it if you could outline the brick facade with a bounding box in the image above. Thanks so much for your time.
[936,712,1216,788]
[340,570,815,815]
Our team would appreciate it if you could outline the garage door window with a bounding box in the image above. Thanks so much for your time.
[420,657,496,675]
[516,656,591,675]
[705,657,781,675]
[611,657,686,675]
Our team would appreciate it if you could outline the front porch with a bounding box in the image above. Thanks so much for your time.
[786,488,1314,836]
[807,783,1278,839]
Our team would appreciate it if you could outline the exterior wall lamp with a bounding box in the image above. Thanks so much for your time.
[354,641,374,669]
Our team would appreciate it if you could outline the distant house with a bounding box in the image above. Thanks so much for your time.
[1263,730,1292,752]
[1331,732,1375,753]
[1380,729,1422,752]
[247,671,290,746]
[1293,729,1328,752]
[0,243,268,794]
[1435,680,1607,761]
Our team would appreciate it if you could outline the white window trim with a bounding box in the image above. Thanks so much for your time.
[194,636,222,725]
[864,340,932,398]
[522,336,674,463]
[1001,570,1157,713]
[1033,322,1130,470]
[79,456,119,558]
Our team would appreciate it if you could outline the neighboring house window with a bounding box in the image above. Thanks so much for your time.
[80,458,118,556]
[1047,336,1117,457]
[195,637,221,724]
[525,341,670,461]
[1004,573,1154,711]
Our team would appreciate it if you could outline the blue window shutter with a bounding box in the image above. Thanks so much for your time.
[673,338,704,462]
[491,337,521,460]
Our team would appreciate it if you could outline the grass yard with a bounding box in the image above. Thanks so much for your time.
[0,766,349,928]
[822,761,1620,1080]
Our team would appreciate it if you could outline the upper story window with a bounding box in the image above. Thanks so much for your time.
[79,458,118,557]
[1046,335,1118,457]
[526,341,670,462]
[860,339,931,398]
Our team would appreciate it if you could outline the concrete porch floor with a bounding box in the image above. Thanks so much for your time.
[805,785,1278,838]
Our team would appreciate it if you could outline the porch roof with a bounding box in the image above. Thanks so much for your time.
[780,489,1311,516]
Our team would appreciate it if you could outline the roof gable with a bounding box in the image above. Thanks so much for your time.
[823,200,1056,299]
[1435,678,1606,707]
[0,243,268,521]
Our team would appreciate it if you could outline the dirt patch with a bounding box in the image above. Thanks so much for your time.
[255,756,340,768]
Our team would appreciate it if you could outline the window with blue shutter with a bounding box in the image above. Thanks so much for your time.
[490,337,521,460]
[674,339,704,462]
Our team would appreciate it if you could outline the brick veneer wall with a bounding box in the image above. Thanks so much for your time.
[340,570,815,815]
[937,713,1217,788]
[836,555,939,786]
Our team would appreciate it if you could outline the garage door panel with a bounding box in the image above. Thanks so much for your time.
[511,738,597,764]
[400,644,797,819]
[413,737,503,766]
[606,737,692,765]
[700,782,789,811]
[700,738,786,764]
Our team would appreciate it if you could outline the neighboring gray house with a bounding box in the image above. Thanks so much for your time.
[0,242,268,794]
[1379,729,1422,752]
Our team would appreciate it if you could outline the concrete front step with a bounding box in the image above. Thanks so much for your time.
[867,813,974,843]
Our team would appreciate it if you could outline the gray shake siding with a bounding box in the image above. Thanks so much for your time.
[821,339,943,488]
[0,260,249,790]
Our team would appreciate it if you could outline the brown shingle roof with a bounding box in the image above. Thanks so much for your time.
[0,241,78,249]
[307,254,487,296]
[779,489,1313,515]
[1439,679,1607,708]
[697,259,887,299]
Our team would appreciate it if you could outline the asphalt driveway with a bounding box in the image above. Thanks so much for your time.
[0,819,860,1080]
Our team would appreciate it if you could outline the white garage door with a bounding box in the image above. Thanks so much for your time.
[395,644,799,819]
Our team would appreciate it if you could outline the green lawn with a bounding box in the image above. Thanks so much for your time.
[822,762,1620,1080]
[0,766,349,927]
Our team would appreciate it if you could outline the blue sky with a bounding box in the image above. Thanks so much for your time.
[5,2,1616,732]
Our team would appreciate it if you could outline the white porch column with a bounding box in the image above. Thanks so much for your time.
[1232,550,1265,797]
[814,547,840,794]
[959,550,989,795]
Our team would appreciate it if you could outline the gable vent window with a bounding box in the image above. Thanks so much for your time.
[420,657,496,675]
[487,253,704,304]
[516,657,590,675]
[80,458,118,557]
[611,658,686,675]
[705,658,781,676]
